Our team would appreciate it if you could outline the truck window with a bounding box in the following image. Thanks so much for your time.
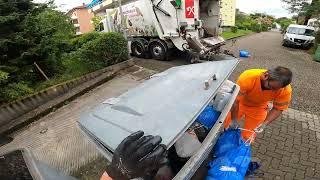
[287,27,315,36]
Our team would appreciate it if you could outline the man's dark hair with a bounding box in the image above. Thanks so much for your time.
[267,66,293,87]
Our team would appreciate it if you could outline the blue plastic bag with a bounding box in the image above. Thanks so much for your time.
[207,141,251,179]
[196,106,221,129]
[206,157,243,180]
[239,50,250,58]
[224,143,251,175]
[214,129,242,157]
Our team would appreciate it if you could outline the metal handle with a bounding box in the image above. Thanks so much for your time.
[204,74,217,90]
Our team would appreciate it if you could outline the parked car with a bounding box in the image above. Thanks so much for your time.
[282,24,315,49]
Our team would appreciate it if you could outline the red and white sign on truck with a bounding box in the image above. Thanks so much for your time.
[185,0,195,18]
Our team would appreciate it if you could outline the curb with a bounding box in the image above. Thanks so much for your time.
[0,59,134,135]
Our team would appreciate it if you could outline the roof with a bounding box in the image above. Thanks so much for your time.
[288,24,315,30]
[66,5,88,15]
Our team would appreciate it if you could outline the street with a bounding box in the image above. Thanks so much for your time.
[1,31,320,179]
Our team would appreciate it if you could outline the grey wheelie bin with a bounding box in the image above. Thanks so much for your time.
[78,58,240,179]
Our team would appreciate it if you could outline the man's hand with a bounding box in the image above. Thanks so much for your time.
[106,131,168,180]
[254,123,267,133]
[229,119,240,129]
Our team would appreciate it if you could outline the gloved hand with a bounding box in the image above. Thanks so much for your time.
[106,131,168,180]
[254,123,267,133]
[229,119,239,129]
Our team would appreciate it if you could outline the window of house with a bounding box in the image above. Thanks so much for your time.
[72,19,79,24]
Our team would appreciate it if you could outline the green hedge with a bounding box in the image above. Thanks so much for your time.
[80,32,129,67]
[231,26,238,33]
[70,32,102,50]
[1,32,129,104]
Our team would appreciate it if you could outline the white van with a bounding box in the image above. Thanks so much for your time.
[282,24,315,49]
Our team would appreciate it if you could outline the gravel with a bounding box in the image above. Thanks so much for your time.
[135,31,320,115]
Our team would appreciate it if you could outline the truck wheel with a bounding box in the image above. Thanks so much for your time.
[149,40,168,61]
[131,39,146,58]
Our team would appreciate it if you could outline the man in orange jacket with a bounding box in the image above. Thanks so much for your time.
[224,66,293,142]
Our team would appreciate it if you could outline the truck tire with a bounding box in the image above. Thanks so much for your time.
[131,39,147,58]
[149,40,168,61]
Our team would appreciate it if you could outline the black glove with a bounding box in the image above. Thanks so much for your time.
[106,131,168,180]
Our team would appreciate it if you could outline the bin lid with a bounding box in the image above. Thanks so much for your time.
[78,59,238,152]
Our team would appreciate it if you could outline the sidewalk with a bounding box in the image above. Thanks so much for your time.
[0,65,155,175]
[252,108,320,179]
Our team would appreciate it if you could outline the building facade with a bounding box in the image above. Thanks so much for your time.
[67,4,95,35]
[220,0,236,27]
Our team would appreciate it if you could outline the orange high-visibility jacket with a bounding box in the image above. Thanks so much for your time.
[237,69,292,110]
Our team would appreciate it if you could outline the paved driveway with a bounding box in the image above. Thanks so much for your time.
[225,32,320,180]
[137,31,320,179]
[225,31,320,115]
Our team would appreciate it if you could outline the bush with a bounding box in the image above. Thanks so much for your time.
[0,82,34,102]
[80,32,128,67]
[250,23,261,33]
[231,26,238,33]
[23,9,75,77]
[261,24,269,31]
[0,71,9,82]
[61,51,97,76]
[70,32,102,50]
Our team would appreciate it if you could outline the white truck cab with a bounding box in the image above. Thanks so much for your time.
[282,24,315,49]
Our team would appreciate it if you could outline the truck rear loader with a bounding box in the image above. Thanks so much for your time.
[90,0,227,62]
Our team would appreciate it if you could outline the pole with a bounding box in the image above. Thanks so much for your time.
[34,62,50,81]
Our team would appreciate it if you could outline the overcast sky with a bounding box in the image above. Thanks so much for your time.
[33,0,293,18]
[237,0,292,18]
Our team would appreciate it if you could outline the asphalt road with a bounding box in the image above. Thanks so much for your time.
[136,31,320,115]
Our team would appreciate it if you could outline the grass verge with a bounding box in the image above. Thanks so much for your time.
[221,29,253,40]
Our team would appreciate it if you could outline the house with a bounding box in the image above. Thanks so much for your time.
[220,0,236,27]
[66,4,95,35]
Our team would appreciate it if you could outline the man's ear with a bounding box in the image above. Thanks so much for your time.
[261,72,269,80]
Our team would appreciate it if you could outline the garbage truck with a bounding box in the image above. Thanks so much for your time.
[78,58,240,179]
[90,0,225,62]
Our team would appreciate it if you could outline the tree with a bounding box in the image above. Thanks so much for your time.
[276,17,294,32]
[236,12,275,32]
[0,0,34,68]
[92,16,103,31]
[23,9,75,76]
[282,0,320,25]
[0,0,75,103]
